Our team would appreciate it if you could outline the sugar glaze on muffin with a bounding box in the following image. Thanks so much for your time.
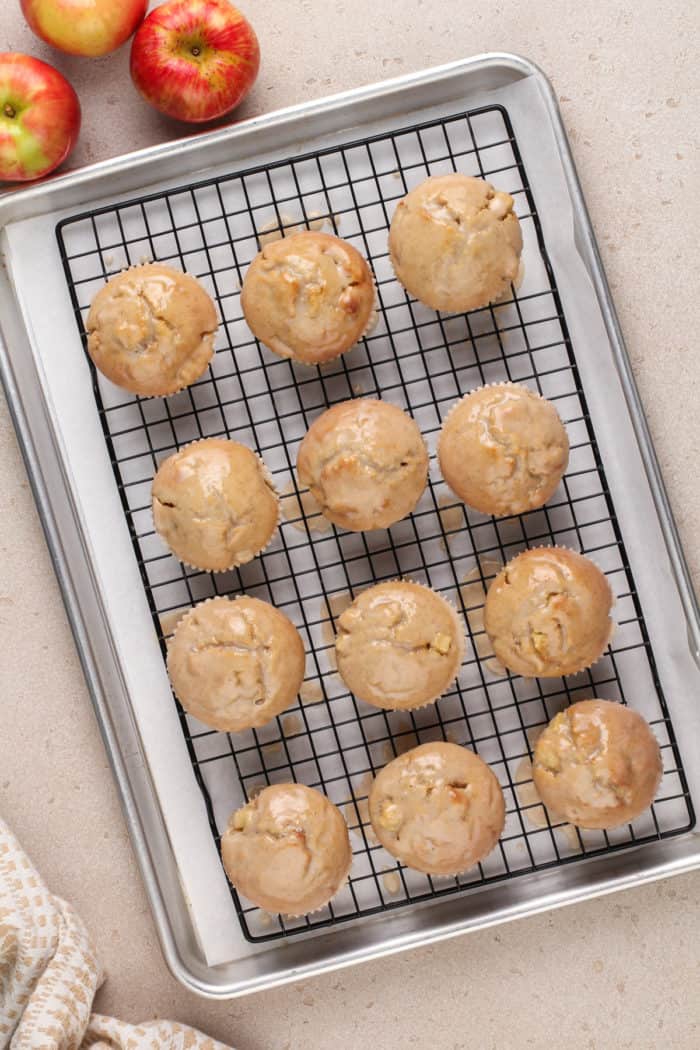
[86,263,217,396]
[221,783,352,915]
[484,547,613,678]
[533,699,662,829]
[438,383,569,516]
[167,596,305,732]
[152,438,278,571]
[369,742,505,874]
[389,174,523,313]
[296,399,428,531]
[241,230,375,365]
[335,580,465,710]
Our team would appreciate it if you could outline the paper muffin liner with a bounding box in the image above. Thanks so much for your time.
[334,577,467,712]
[436,381,569,515]
[152,438,281,574]
[89,262,219,400]
[485,544,615,679]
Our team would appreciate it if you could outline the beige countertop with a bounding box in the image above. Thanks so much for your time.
[1,1,699,1046]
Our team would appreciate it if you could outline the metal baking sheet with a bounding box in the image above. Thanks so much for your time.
[53,97,693,947]
[1,54,699,999]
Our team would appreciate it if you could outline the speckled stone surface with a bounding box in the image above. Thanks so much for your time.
[1,1,699,1046]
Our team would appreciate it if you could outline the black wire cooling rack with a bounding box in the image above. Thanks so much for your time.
[56,103,694,944]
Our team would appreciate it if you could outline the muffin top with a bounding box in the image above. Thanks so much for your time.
[533,700,662,829]
[438,383,569,516]
[296,399,428,532]
[241,231,375,365]
[221,783,352,915]
[335,581,465,710]
[484,547,613,678]
[167,596,305,733]
[152,438,278,572]
[389,174,523,313]
[86,263,217,396]
[369,742,505,875]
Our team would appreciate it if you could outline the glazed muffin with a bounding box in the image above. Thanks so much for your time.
[484,547,613,678]
[369,742,505,875]
[241,231,375,365]
[152,438,278,571]
[438,383,569,516]
[167,596,305,732]
[335,581,465,710]
[533,700,662,829]
[389,174,523,313]
[296,399,428,531]
[221,783,352,914]
[86,263,217,396]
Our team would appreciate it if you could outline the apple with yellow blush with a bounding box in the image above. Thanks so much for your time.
[20,0,147,58]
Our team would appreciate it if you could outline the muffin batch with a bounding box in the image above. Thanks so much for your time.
[84,172,665,921]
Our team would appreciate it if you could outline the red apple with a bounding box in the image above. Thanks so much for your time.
[130,0,260,123]
[20,0,148,58]
[0,53,80,182]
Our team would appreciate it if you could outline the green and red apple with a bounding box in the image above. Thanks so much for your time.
[0,53,80,181]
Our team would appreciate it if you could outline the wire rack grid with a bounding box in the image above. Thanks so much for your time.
[56,102,693,944]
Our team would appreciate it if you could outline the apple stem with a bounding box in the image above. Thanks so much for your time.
[3,103,16,119]
[191,46,201,56]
